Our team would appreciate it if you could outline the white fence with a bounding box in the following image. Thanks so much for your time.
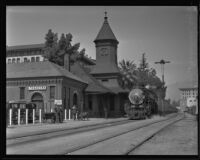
[7,109,74,126]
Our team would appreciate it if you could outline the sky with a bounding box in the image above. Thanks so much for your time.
[6,6,198,98]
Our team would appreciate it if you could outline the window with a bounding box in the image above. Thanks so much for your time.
[31,57,35,62]
[50,86,55,99]
[102,79,108,82]
[36,57,40,62]
[24,57,28,62]
[12,58,16,63]
[20,87,25,99]
[17,58,20,63]
[8,59,11,64]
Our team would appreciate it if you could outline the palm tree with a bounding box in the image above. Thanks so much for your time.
[118,59,138,90]
[119,59,136,72]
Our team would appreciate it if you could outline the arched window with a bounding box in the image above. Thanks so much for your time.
[31,57,35,62]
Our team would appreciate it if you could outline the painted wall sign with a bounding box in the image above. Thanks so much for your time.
[54,100,62,105]
[28,86,47,90]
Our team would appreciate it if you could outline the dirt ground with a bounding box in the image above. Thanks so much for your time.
[131,113,198,155]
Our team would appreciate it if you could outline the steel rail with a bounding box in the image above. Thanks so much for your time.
[124,116,184,155]
[64,113,182,155]
[7,119,133,146]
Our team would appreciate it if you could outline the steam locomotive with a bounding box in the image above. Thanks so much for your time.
[124,87,158,119]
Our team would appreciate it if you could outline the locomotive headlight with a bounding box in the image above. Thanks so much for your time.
[129,88,144,105]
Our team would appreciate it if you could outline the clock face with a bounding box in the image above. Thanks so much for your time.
[100,48,108,56]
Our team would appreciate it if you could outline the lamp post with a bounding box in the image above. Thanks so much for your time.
[155,59,170,116]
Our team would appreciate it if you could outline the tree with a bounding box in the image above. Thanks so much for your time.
[43,29,82,68]
[118,59,138,90]
[118,53,164,97]
[119,59,136,72]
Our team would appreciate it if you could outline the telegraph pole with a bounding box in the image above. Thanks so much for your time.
[155,59,170,116]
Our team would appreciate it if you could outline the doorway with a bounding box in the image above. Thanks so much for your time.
[73,93,78,106]
[31,92,44,113]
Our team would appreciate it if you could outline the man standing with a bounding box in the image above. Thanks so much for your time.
[59,106,63,123]
[54,105,59,123]
[72,105,77,120]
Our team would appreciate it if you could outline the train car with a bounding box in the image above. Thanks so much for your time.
[124,87,158,120]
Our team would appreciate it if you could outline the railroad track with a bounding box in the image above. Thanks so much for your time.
[124,115,184,155]
[7,119,133,146]
[64,113,183,155]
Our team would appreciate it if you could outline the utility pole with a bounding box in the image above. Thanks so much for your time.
[155,59,170,116]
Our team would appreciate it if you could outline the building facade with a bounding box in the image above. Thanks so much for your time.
[179,84,198,112]
[6,61,88,116]
[6,44,45,64]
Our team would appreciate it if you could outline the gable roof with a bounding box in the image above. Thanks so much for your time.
[6,61,87,84]
[71,62,113,94]
[94,17,118,43]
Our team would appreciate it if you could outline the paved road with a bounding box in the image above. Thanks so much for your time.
[130,113,197,155]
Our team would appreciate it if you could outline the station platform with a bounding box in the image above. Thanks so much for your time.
[7,118,127,139]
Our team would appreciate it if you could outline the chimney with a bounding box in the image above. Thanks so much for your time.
[64,54,70,71]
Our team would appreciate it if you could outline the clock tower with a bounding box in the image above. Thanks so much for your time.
[90,12,128,117]
[91,12,120,77]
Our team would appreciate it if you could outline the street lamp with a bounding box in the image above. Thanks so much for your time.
[155,59,170,116]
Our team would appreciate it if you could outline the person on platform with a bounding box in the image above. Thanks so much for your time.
[72,105,77,120]
[54,105,59,123]
[59,106,63,123]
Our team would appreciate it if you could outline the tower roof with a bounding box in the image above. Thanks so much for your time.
[94,13,118,43]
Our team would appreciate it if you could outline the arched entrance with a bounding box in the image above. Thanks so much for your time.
[73,93,78,106]
[31,92,44,113]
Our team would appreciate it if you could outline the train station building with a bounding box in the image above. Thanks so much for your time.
[6,14,129,118]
